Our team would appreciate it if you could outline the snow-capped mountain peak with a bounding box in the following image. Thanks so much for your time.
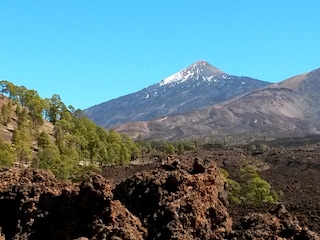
[84,60,271,128]
[160,60,225,86]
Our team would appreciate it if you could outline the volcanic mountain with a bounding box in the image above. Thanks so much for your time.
[114,68,320,141]
[84,61,270,128]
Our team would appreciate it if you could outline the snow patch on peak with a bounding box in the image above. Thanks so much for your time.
[160,69,194,86]
[159,60,225,86]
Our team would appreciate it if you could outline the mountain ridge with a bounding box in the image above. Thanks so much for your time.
[114,67,320,140]
[84,60,271,128]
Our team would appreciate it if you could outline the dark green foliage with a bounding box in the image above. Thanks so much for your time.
[219,168,242,204]
[24,89,46,127]
[227,179,242,204]
[138,140,197,155]
[163,142,175,154]
[0,101,13,125]
[33,146,60,172]
[48,94,64,124]
[37,131,51,149]
[12,107,33,165]
[0,137,15,166]
[0,80,14,99]
[34,132,77,180]
[239,165,278,204]
[45,102,140,177]
[177,142,184,154]
[220,165,278,205]
[1,81,142,180]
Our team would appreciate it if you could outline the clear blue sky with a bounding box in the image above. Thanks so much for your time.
[1,1,319,110]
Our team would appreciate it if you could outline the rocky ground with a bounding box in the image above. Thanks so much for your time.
[0,146,319,240]
[103,145,320,237]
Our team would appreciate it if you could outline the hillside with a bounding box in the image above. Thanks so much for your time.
[0,82,141,180]
[0,97,54,142]
[114,67,320,141]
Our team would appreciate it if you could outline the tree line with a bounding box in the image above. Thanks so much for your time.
[0,80,141,180]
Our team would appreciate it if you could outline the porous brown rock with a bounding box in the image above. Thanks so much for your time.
[0,163,319,240]
[230,204,320,240]
[114,160,232,239]
[0,168,146,240]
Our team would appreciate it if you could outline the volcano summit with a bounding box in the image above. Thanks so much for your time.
[84,61,270,128]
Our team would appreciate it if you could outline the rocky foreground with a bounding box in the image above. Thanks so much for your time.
[0,160,319,240]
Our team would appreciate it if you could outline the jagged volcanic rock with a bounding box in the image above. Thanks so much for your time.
[0,168,146,240]
[0,165,318,239]
[230,204,320,240]
[113,160,232,239]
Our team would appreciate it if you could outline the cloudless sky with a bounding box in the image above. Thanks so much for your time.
[1,1,320,109]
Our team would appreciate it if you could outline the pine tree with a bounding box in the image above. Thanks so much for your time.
[0,101,13,126]
[240,165,278,205]
[177,142,184,154]
[0,137,15,166]
[37,131,51,149]
[220,166,278,205]
[12,107,33,166]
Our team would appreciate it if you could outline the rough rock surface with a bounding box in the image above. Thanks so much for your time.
[230,204,320,240]
[0,168,146,240]
[113,160,232,239]
[0,160,319,240]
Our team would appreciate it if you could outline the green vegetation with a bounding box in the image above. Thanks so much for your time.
[0,80,203,180]
[0,80,141,180]
[0,138,15,166]
[0,80,283,198]
[0,101,13,125]
[220,165,278,205]
[137,140,198,155]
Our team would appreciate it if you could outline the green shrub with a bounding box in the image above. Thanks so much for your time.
[219,165,278,205]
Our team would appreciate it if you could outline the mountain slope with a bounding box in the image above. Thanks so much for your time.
[84,61,270,128]
[115,68,320,140]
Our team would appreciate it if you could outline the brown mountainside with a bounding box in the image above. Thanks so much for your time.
[115,68,320,141]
